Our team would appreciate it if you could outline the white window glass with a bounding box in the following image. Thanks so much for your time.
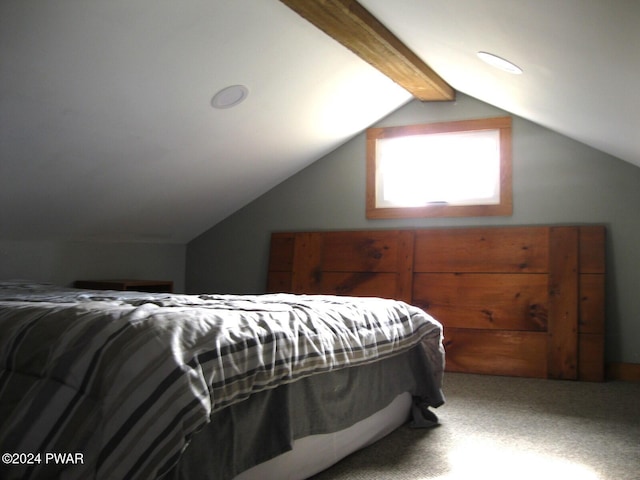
[366,116,512,219]
[376,129,500,207]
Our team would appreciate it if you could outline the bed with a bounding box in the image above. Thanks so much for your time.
[0,281,444,480]
[267,225,606,382]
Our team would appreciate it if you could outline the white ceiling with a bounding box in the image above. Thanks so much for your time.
[1,0,638,243]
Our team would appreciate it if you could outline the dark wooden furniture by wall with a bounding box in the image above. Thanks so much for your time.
[267,226,606,381]
[74,279,174,293]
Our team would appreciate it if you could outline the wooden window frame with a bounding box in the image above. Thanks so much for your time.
[366,116,513,219]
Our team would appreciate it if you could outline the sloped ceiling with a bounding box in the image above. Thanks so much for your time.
[1,0,638,244]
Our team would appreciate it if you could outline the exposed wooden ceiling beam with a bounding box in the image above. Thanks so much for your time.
[280,0,455,101]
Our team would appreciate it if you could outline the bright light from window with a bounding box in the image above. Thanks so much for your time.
[366,116,512,219]
[376,129,501,207]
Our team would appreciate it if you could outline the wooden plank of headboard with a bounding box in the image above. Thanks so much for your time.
[443,330,548,378]
[267,232,295,293]
[412,273,549,331]
[266,225,606,381]
[292,232,323,293]
[395,230,415,304]
[577,226,606,381]
[413,226,549,273]
[273,230,415,302]
[547,226,580,380]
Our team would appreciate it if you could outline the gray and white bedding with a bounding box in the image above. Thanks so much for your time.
[170,345,443,480]
[0,281,444,480]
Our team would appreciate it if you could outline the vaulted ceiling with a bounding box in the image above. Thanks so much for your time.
[1,0,638,243]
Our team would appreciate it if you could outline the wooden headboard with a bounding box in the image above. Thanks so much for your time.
[267,225,606,381]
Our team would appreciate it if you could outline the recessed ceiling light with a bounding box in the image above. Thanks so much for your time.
[211,85,249,109]
[477,52,523,74]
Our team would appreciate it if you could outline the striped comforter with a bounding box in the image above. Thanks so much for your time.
[0,282,444,479]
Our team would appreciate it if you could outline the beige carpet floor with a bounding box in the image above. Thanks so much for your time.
[310,373,640,480]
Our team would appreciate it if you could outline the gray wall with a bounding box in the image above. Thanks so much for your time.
[1,240,186,293]
[187,94,640,365]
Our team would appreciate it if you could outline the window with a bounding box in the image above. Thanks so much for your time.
[366,116,512,218]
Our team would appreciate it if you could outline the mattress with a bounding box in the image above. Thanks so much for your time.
[0,281,444,479]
